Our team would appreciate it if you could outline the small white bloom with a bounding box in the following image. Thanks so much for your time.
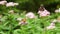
[6,2,19,7]
[14,3,19,6]
[26,12,35,18]
[9,10,14,14]
[0,1,7,5]
[50,23,55,26]
[6,2,14,7]
[55,9,59,13]
[17,18,22,21]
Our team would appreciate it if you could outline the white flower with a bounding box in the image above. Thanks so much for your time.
[38,10,50,17]
[46,23,55,30]
[55,9,59,13]
[55,8,60,13]
[8,10,14,14]
[14,3,19,6]
[52,19,57,23]
[6,2,19,7]
[17,18,22,21]
[0,1,7,5]
[26,12,35,18]
[6,2,14,7]
[50,23,55,26]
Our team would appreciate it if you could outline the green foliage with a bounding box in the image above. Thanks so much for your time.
[13,0,60,12]
[0,0,60,34]
[0,12,60,34]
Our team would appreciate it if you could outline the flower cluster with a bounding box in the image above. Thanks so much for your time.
[0,0,19,7]
[0,1,7,5]
[26,12,36,19]
[6,2,19,7]
[46,17,60,30]
[38,9,50,17]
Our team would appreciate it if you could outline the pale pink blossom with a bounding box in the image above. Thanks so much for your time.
[26,12,35,18]
[46,25,55,30]
[38,10,50,17]
[0,1,7,5]
[50,23,55,26]
[46,23,55,30]
[6,2,19,7]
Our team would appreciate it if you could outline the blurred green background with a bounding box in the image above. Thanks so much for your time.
[0,0,60,34]
[6,0,60,12]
